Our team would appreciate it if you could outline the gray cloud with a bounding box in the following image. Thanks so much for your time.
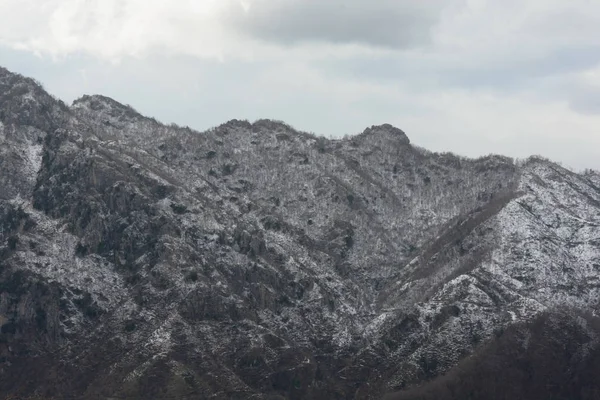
[318,45,600,91]
[445,46,600,89]
[569,85,600,115]
[226,0,448,48]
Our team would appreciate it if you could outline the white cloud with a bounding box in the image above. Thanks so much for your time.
[1,0,599,69]
[0,0,252,61]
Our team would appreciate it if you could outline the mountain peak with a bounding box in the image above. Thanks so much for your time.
[0,66,51,98]
[0,66,66,132]
[218,118,253,130]
[0,66,25,80]
[72,94,142,121]
[360,123,410,145]
[0,66,44,99]
[0,65,12,78]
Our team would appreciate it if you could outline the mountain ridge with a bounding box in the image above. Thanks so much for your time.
[1,66,599,399]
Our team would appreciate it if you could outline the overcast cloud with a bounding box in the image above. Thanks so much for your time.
[0,0,599,170]
[223,0,453,48]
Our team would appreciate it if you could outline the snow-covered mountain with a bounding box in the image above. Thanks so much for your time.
[1,66,599,399]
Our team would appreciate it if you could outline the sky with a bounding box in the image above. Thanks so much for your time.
[0,0,599,170]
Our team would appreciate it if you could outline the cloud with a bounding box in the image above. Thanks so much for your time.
[0,0,455,61]
[223,0,453,49]
[565,66,600,115]
[570,87,600,115]
[323,45,600,93]
[1,0,599,68]
[0,0,251,61]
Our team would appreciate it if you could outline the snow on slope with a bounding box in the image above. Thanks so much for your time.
[1,65,600,398]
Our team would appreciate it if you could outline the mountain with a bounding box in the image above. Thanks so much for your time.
[1,65,599,399]
[385,309,600,400]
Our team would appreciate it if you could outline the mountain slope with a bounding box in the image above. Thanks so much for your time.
[385,309,600,400]
[0,66,599,399]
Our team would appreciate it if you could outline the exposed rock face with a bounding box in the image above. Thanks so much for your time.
[0,66,599,399]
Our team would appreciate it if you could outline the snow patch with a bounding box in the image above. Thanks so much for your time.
[24,141,42,181]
